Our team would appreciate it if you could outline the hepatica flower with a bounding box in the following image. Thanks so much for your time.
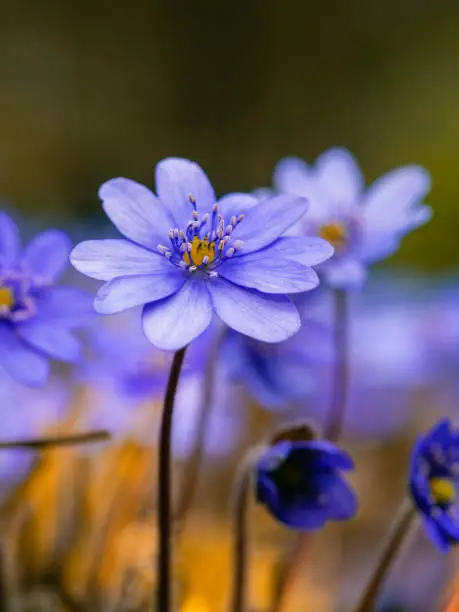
[273,148,431,288]
[71,158,333,350]
[410,419,459,552]
[256,437,357,529]
[0,212,93,386]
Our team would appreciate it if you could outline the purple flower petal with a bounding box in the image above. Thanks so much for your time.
[71,239,171,281]
[35,287,95,328]
[155,158,216,227]
[95,271,186,314]
[315,147,364,208]
[0,212,20,266]
[231,195,308,255]
[217,193,260,218]
[362,166,431,232]
[219,251,319,294]
[274,157,314,195]
[24,230,72,281]
[208,279,300,342]
[16,322,81,363]
[260,237,334,266]
[99,178,174,250]
[325,258,366,289]
[0,323,50,386]
[142,278,212,350]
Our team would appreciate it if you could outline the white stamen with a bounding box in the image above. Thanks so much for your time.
[207,270,218,278]
[192,211,199,220]
[237,214,245,223]
[225,225,233,235]
[225,247,235,258]
[212,203,218,213]
[189,265,197,272]
[178,230,185,240]
[202,255,210,265]
[233,240,244,250]
[231,216,237,226]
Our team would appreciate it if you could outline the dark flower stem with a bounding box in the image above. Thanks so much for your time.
[0,430,110,450]
[174,326,226,533]
[157,346,187,612]
[325,288,349,442]
[268,289,350,612]
[354,499,417,612]
[230,454,254,612]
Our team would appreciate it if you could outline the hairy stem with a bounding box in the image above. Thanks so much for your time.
[0,430,110,450]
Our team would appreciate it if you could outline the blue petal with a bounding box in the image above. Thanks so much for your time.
[208,279,300,343]
[217,193,260,218]
[423,517,451,553]
[314,147,364,208]
[24,230,72,281]
[95,271,186,314]
[219,251,319,294]
[363,166,430,224]
[16,322,81,363]
[34,288,95,328]
[0,212,20,266]
[256,472,280,509]
[274,157,314,196]
[261,237,334,267]
[0,323,50,387]
[142,278,213,350]
[325,477,358,521]
[273,503,328,531]
[301,440,355,470]
[99,178,174,250]
[230,194,309,255]
[155,158,216,227]
[71,239,171,281]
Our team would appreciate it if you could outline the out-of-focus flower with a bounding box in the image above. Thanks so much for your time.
[222,316,331,410]
[0,212,93,386]
[0,366,70,502]
[71,157,333,349]
[272,148,431,288]
[255,437,357,529]
[410,419,459,552]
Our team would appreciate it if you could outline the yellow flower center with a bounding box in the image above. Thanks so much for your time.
[319,222,348,248]
[0,286,14,310]
[430,477,456,505]
[183,236,216,267]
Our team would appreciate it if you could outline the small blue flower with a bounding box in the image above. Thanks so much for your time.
[272,148,431,288]
[255,439,357,530]
[0,212,94,386]
[410,419,459,553]
[71,158,333,350]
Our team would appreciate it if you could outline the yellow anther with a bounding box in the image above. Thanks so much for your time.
[0,287,14,309]
[430,477,456,505]
[319,222,348,248]
[183,236,216,267]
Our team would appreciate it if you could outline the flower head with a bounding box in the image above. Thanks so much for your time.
[71,158,333,350]
[273,148,431,288]
[410,419,459,552]
[0,212,93,386]
[255,430,357,530]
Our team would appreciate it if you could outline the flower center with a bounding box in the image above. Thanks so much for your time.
[0,286,14,311]
[157,194,244,275]
[319,222,348,248]
[430,477,456,505]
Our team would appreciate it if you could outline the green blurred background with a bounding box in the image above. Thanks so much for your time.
[0,0,457,269]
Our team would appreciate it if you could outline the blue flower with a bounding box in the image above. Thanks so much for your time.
[0,212,94,386]
[410,419,459,553]
[71,158,333,350]
[272,148,431,288]
[222,312,331,410]
[255,439,357,530]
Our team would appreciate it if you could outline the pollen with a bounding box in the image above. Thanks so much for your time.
[430,477,456,505]
[0,286,14,310]
[319,222,348,248]
[183,236,216,267]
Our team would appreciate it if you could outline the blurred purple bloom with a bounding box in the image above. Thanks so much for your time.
[256,438,357,529]
[410,419,459,553]
[272,148,431,288]
[0,212,94,386]
[222,316,331,410]
[71,158,333,350]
